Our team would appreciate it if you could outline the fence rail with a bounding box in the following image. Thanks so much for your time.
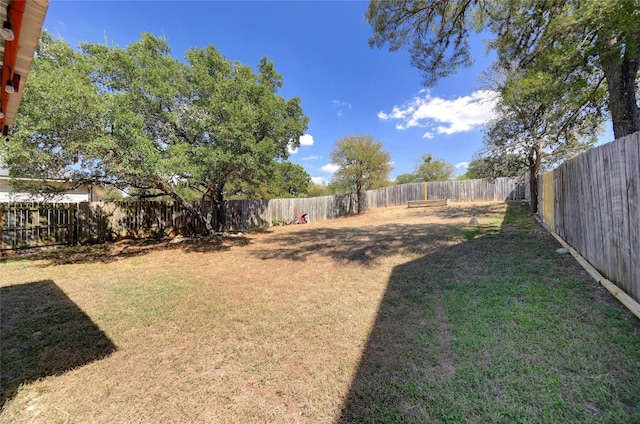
[538,131,640,304]
[1,177,526,250]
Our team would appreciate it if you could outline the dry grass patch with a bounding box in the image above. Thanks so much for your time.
[1,201,638,423]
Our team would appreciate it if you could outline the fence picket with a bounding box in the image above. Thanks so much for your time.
[537,131,639,304]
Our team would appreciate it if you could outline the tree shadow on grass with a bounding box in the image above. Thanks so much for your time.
[0,235,253,266]
[336,202,640,423]
[0,280,117,408]
[250,222,459,266]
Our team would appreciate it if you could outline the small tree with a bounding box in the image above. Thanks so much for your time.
[330,134,392,214]
[414,154,455,182]
[482,63,601,213]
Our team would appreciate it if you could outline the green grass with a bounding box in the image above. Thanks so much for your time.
[340,203,640,423]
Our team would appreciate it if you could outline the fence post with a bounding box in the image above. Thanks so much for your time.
[68,203,76,246]
[424,182,428,200]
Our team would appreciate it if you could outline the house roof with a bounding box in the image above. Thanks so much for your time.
[0,0,49,135]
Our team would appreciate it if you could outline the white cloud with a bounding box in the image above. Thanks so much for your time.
[378,90,499,135]
[299,133,314,146]
[455,161,470,170]
[303,155,321,161]
[288,133,315,154]
[321,163,340,174]
[332,100,352,117]
[311,176,328,185]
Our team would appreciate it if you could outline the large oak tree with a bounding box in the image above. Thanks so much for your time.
[3,32,308,233]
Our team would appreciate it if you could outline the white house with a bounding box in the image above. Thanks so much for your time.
[0,160,95,203]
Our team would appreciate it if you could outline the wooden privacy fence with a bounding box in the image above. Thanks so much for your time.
[363,177,525,209]
[0,203,75,250]
[538,131,640,304]
[1,177,526,250]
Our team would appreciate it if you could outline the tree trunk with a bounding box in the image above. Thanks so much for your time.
[162,189,214,235]
[212,183,226,232]
[601,51,640,139]
[149,181,214,235]
[356,186,363,214]
[529,166,538,214]
[528,144,542,214]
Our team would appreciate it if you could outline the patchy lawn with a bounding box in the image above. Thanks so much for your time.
[1,201,638,423]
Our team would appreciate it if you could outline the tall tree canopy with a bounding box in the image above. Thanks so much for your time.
[393,155,455,185]
[367,0,640,138]
[3,32,308,233]
[330,134,392,214]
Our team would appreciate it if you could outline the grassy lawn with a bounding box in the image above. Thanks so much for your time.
[1,201,638,423]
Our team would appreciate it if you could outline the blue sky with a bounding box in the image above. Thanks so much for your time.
[42,0,613,184]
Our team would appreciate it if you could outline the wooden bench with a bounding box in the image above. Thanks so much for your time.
[407,199,450,208]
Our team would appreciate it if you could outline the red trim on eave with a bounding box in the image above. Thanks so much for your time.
[1,0,26,133]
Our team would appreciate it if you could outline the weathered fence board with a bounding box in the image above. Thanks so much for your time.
[538,131,640,304]
[428,178,524,201]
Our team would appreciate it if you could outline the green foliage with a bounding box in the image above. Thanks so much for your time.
[330,134,393,213]
[271,217,286,226]
[100,186,126,202]
[229,161,311,199]
[5,32,105,182]
[482,61,601,213]
[414,154,455,182]
[269,161,311,198]
[395,173,419,184]
[305,184,330,198]
[3,32,308,233]
[394,155,455,184]
[366,0,478,87]
[366,0,640,137]
[464,155,528,180]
